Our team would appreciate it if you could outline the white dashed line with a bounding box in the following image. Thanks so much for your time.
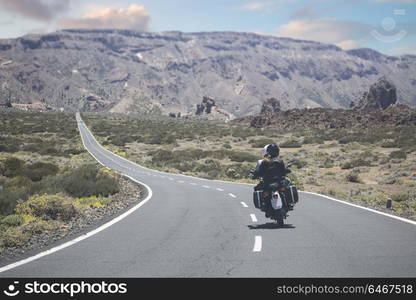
[216,188,224,192]
[228,193,236,198]
[202,185,210,189]
[250,214,258,223]
[168,177,174,181]
[240,202,248,208]
[178,180,185,183]
[190,183,197,186]
[253,236,262,252]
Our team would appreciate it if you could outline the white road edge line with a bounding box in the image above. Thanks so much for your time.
[253,236,262,252]
[302,191,416,226]
[228,193,237,198]
[241,202,248,208]
[0,116,154,274]
[250,214,258,223]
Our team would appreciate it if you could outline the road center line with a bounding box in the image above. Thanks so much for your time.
[253,236,262,252]
[216,188,224,191]
[228,193,236,198]
[250,214,258,222]
[240,202,248,208]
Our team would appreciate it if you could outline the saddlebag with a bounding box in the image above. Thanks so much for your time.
[287,186,299,204]
[253,191,267,211]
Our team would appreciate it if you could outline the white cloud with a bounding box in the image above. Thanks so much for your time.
[59,4,150,31]
[240,1,275,11]
[336,40,361,50]
[0,0,70,21]
[276,19,371,45]
[386,43,416,55]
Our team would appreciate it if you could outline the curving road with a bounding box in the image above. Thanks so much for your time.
[1,113,415,277]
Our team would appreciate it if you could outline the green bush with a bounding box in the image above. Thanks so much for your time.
[22,162,59,182]
[290,159,307,169]
[1,157,24,177]
[0,214,24,227]
[341,158,371,169]
[61,165,119,198]
[228,151,258,163]
[0,227,31,247]
[280,140,302,148]
[346,172,361,183]
[249,138,275,148]
[389,150,407,160]
[0,176,35,215]
[15,194,77,221]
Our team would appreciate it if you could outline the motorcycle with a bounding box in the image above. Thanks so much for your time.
[251,162,299,227]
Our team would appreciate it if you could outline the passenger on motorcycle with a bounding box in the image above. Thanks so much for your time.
[251,144,290,217]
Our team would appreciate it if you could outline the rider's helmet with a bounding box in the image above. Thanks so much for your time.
[263,144,280,158]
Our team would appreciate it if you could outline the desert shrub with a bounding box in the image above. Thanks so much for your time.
[249,138,275,148]
[321,158,334,168]
[0,227,31,247]
[287,173,304,190]
[60,165,119,198]
[341,158,372,169]
[391,193,415,203]
[280,140,302,148]
[223,163,252,179]
[228,151,258,163]
[389,150,407,160]
[15,194,77,221]
[0,176,35,215]
[75,196,112,208]
[222,143,232,149]
[0,137,21,153]
[22,162,59,182]
[1,157,25,177]
[346,172,361,183]
[290,159,307,169]
[21,218,58,235]
[0,214,24,227]
[302,136,325,145]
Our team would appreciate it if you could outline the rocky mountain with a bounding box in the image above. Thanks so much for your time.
[0,29,415,116]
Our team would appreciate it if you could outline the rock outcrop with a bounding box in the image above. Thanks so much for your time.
[196,96,216,115]
[260,98,281,114]
[355,77,397,110]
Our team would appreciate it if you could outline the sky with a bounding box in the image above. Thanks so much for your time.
[0,0,415,55]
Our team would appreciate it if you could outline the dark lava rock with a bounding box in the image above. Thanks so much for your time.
[260,97,281,114]
[356,77,397,110]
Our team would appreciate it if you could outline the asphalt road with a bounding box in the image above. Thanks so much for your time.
[1,113,415,277]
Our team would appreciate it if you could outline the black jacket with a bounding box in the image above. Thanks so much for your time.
[253,157,287,183]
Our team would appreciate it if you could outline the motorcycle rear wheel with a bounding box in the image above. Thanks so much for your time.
[275,209,284,227]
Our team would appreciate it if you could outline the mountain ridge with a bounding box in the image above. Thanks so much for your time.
[0,29,415,116]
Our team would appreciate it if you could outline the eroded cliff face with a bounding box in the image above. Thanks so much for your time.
[0,29,415,116]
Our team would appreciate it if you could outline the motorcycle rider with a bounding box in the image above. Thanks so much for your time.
[251,144,290,217]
